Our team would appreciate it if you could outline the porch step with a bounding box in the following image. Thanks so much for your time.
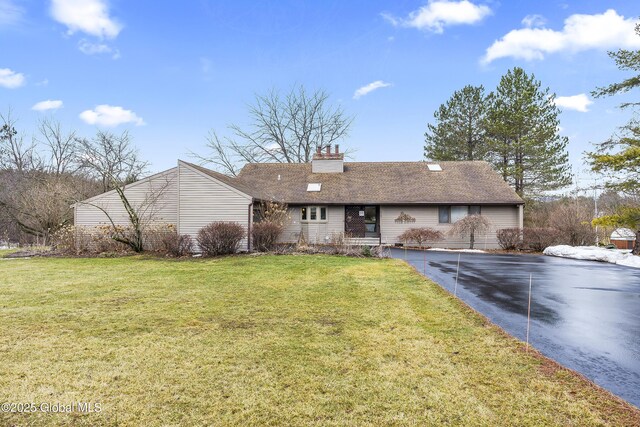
[344,237,381,246]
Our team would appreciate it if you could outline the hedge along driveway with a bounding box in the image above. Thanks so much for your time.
[0,255,638,426]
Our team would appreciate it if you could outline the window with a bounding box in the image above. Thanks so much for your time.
[438,206,450,224]
[438,205,482,223]
[451,206,468,223]
[301,206,327,222]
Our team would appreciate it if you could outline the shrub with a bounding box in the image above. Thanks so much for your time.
[496,228,523,250]
[162,232,193,257]
[398,227,444,247]
[523,227,561,252]
[51,225,92,255]
[142,223,176,252]
[254,200,290,227]
[548,203,596,246]
[93,225,133,254]
[51,225,133,255]
[252,221,283,252]
[361,245,372,257]
[197,222,245,257]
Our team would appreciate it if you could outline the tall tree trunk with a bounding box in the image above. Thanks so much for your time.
[633,230,640,256]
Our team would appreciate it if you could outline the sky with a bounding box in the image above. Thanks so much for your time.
[1,0,639,189]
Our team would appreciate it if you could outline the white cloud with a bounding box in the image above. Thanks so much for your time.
[32,99,64,111]
[0,0,24,27]
[50,0,122,39]
[78,39,120,58]
[554,94,593,112]
[0,68,25,88]
[79,105,145,127]
[521,14,546,28]
[483,9,640,64]
[353,80,392,99]
[383,0,492,34]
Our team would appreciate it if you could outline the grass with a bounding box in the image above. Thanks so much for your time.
[0,248,18,257]
[0,255,638,426]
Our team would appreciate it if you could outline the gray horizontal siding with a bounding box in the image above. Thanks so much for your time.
[178,162,252,251]
[380,205,520,249]
[279,205,344,244]
[75,169,178,227]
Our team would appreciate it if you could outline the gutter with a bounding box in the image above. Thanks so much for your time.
[247,202,253,252]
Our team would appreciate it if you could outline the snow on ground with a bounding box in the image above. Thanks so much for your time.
[544,245,640,269]
[427,248,486,253]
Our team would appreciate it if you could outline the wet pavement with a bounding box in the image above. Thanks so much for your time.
[390,248,640,408]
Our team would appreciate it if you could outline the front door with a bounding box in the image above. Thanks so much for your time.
[345,206,378,238]
[345,206,366,237]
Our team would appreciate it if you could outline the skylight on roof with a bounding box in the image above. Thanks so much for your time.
[307,183,322,192]
[427,164,442,171]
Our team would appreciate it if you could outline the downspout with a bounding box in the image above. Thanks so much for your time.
[247,201,253,252]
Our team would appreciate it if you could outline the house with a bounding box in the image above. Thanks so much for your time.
[74,145,524,250]
[611,228,637,250]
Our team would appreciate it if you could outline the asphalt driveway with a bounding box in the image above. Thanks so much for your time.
[390,248,640,408]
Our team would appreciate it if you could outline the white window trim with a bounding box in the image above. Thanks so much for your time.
[301,206,328,223]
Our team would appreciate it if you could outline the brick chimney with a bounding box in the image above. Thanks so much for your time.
[312,144,344,173]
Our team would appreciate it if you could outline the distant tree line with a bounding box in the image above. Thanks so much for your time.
[0,111,147,245]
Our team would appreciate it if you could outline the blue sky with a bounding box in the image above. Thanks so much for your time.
[1,0,639,188]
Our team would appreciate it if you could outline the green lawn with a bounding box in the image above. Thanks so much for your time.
[0,255,637,426]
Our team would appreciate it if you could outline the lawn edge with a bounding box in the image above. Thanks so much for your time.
[399,259,640,423]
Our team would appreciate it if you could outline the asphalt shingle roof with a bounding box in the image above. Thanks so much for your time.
[228,160,523,205]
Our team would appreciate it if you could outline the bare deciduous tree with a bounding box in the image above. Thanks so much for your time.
[0,170,98,244]
[77,176,172,253]
[449,214,491,249]
[193,86,353,176]
[76,130,148,192]
[36,117,78,175]
[0,110,40,172]
[0,112,98,244]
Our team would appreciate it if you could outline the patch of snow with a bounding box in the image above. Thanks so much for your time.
[617,255,640,268]
[427,248,486,253]
[543,245,640,269]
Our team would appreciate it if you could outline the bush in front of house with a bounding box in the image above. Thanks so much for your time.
[197,222,245,256]
[162,232,194,257]
[398,227,444,248]
[252,221,283,252]
[51,225,130,255]
[523,227,562,252]
[496,228,523,250]
[51,225,91,255]
[141,223,176,252]
[52,224,181,256]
